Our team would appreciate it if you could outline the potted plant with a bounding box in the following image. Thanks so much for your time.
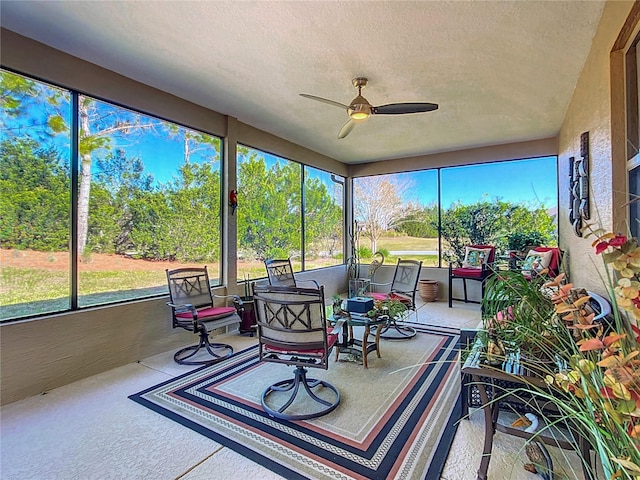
[478,227,640,479]
[331,294,344,316]
[481,269,560,368]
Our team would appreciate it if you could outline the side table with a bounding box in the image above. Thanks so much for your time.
[332,313,387,368]
[461,338,594,480]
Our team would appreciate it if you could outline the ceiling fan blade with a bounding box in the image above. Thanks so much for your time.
[372,102,439,115]
[338,119,356,139]
[299,94,349,110]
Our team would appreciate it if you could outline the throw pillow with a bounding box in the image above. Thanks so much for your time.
[521,249,553,273]
[462,247,492,269]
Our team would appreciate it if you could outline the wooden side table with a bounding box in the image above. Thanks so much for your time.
[332,313,386,368]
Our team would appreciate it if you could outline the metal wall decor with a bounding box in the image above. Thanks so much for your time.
[569,131,590,237]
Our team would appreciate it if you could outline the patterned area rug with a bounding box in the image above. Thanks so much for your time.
[129,326,461,480]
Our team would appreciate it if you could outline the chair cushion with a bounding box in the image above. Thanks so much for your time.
[462,246,492,269]
[176,305,236,320]
[452,267,485,278]
[522,249,553,273]
[263,330,338,356]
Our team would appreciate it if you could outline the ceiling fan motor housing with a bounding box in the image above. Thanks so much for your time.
[348,95,372,119]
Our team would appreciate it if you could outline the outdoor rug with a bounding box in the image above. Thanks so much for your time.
[129,326,461,480]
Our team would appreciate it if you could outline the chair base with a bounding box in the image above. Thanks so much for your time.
[174,333,233,365]
[373,321,417,340]
[261,366,340,420]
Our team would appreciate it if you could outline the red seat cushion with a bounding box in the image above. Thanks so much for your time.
[263,330,338,356]
[452,267,485,278]
[176,305,236,320]
[368,292,411,303]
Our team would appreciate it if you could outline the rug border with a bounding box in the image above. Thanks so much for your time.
[129,328,461,480]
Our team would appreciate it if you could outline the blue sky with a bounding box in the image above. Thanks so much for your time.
[7,71,557,209]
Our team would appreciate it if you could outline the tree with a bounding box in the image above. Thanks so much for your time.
[237,151,302,260]
[437,199,556,265]
[353,176,417,252]
[76,96,157,255]
[0,137,69,250]
[397,203,439,238]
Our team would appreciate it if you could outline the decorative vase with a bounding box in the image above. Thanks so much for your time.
[418,280,438,302]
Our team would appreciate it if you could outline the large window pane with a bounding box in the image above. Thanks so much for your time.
[77,96,222,308]
[237,146,302,283]
[353,170,439,267]
[1,70,72,320]
[440,156,558,266]
[304,167,344,270]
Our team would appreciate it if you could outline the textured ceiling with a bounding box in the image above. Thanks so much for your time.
[0,1,605,164]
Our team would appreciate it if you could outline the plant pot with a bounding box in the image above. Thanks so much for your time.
[239,296,256,334]
[418,280,438,302]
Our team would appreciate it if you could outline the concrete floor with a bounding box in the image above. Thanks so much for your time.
[0,300,587,479]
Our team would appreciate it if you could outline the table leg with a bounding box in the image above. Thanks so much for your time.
[362,325,370,369]
[473,374,495,480]
[374,323,382,358]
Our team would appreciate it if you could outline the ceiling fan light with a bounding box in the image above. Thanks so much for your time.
[349,103,371,120]
[350,111,370,120]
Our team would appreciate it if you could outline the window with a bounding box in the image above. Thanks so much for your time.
[304,167,344,269]
[440,157,558,266]
[352,156,558,268]
[353,170,438,266]
[77,95,222,308]
[237,146,302,280]
[1,71,71,319]
[0,69,223,320]
[236,146,346,283]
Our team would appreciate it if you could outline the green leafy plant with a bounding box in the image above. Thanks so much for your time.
[507,231,548,252]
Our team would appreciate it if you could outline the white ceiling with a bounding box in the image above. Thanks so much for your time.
[0,1,605,164]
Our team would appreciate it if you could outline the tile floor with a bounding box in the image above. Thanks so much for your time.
[0,300,587,479]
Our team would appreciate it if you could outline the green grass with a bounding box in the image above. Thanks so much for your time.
[1,236,441,320]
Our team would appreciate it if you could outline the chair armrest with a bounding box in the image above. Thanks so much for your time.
[167,302,198,320]
[369,280,392,291]
[330,318,346,335]
[295,279,320,289]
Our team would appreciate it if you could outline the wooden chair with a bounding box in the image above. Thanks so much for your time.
[166,266,242,365]
[252,284,343,420]
[448,245,496,308]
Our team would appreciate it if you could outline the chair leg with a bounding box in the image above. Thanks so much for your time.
[261,366,340,420]
[448,274,453,308]
[462,278,468,303]
[174,330,233,366]
[375,318,417,340]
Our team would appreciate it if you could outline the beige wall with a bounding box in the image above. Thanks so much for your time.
[557,1,635,294]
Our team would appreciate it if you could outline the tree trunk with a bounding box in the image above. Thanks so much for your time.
[77,102,91,255]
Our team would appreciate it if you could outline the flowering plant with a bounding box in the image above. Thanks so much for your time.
[544,227,640,479]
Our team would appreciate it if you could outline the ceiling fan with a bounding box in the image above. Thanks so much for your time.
[300,77,438,139]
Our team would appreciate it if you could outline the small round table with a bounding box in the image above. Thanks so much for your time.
[332,313,387,368]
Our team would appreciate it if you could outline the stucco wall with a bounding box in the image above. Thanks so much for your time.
[0,265,347,406]
[557,1,635,294]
